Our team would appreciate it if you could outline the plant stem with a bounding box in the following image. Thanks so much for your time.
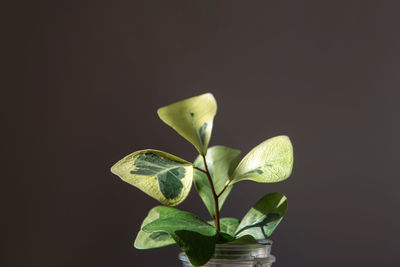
[193,166,207,174]
[216,182,230,198]
[201,154,220,232]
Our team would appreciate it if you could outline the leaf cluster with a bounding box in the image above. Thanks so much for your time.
[111,93,294,266]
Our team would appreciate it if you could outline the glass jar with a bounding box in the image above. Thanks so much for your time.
[179,240,276,267]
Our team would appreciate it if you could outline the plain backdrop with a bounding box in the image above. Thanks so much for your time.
[2,1,400,267]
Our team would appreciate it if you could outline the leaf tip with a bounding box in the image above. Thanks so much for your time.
[110,161,120,176]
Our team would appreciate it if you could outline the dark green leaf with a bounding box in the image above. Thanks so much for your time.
[216,232,235,243]
[143,208,217,266]
[228,235,259,245]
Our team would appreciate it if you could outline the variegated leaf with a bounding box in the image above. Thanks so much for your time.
[111,150,193,206]
[230,136,293,184]
[134,206,175,249]
[143,208,217,266]
[157,93,217,155]
[235,193,288,240]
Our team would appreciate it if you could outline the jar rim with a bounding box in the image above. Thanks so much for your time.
[214,239,272,250]
[179,252,276,265]
[178,239,275,265]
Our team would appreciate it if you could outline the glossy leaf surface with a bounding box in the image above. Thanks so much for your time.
[235,193,288,240]
[157,93,217,155]
[111,150,193,206]
[143,208,217,266]
[134,206,175,249]
[194,146,241,218]
[230,136,293,184]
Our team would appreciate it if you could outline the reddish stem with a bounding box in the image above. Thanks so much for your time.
[201,155,220,232]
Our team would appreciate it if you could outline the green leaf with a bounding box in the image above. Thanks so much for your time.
[228,235,259,245]
[219,217,240,237]
[194,146,241,218]
[157,93,217,155]
[235,193,288,240]
[134,206,175,249]
[111,149,193,206]
[230,136,293,184]
[207,217,239,243]
[143,208,217,266]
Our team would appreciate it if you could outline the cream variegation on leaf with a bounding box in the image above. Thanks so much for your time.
[111,150,193,206]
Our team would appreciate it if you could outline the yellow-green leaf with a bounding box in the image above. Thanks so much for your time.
[157,93,217,155]
[134,206,175,249]
[230,136,293,184]
[111,150,193,206]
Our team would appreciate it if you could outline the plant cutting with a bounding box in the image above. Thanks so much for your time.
[111,93,294,266]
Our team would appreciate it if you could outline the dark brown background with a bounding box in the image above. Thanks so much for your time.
[2,1,399,266]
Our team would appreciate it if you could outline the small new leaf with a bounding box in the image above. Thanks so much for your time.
[235,193,288,240]
[157,93,217,155]
[194,146,241,218]
[230,136,293,184]
[111,150,193,206]
[142,208,217,266]
[134,206,175,249]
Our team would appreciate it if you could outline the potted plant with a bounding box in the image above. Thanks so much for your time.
[111,93,294,266]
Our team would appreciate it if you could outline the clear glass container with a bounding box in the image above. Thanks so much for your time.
[179,240,276,267]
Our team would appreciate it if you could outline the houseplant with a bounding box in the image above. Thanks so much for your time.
[111,93,293,266]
